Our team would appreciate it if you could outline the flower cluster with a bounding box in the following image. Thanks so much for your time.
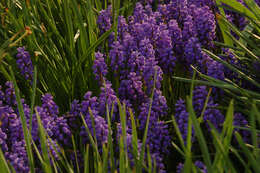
[3,1,260,172]
[99,1,217,74]
[0,83,71,172]
[96,4,176,171]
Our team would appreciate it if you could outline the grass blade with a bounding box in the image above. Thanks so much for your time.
[0,149,10,173]
[186,96,212,172]
[35,111,52,173]
[84,144,90,173]
[9,66,35,173]
[235,132,260,172]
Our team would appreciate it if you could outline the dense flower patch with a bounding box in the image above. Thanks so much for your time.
[0,0,260,172]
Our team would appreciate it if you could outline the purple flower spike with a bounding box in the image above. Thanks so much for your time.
[16,47,34,81]
[93,52,108,82]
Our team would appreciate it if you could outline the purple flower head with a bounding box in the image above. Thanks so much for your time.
[168,19,183,54]
[41,93,59,116]
[97,6,112,34]
[133,2,147,23]
[188,0,215,7]
[117,16,129,38]
[80,112,109,147]
[7,140,29,173]
[233,113,251,144]
[193,86,224,131]
[146,121,171,155]
[182,15,197,42]
[207,60,225,81]
[67,99,81,129]
[220,48,239,79]
[0,128,7,152]
[72,90,109,148]
[191,5,216,47]
[174,99,191,142]
[155,24,176,73]
[98,81,117,117]
[139,89,167,131]
[109,41,125,74]
[203,103,224,132]
[163,0,189,24]
[81,91,99,115]
[176,162,184,173]
[16,47,34,81]
[118,72,146,105]
[177,160,207,173]
[175,86,224,141]
[93,52,108,82]
[47,139,61,159]
[5,82,16,106]
[184,37,202,65]
[194,161,207,173]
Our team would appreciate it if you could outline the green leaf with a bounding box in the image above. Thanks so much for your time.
[203,49,260,88]
[171,115,186,153]
[84,145,89,173]
[0,149,10,173]
[212,100,235,171]
[106,104,115,172]
[10,66,35,173]
[218,0,257,20]
[186,96,212,172]
[119,136,126,173]
[117,99,129,170]
[129,108,140,170]
[80,113,101,162]
[35,111,52,173]
[235,132,260,172]
[29,66,37,133]
[215,0,233,46]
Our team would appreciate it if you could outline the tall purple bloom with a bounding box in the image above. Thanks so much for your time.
[16,47,34,81]
[191,5,216,47]
[175,99,191,142]
[233,113,251,144]
[7,141,29,173]
[97,6,112,34]
[3,81,16,106]
[175,86,224,141]
[93,52,108,82]
[41,93,59,116]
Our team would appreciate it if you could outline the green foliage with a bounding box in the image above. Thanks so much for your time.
[0,0,260,172]
[0,0,118,112]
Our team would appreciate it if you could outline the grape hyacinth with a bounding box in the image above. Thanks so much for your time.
[191,5,216,47]
[68,90,110,148]
[32,93,71,145]
[175,86,225,141]
[97,1,217,74]
[0,85,72,172]
[3,81,16,106]
[177,160,207,173]
[93,52,108,82]
[175,99,190,142]
[2,1,259,172]
[233,113,251,144]
[97,6,112,34]
[16,47,34,81]
[7,141,29,172]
